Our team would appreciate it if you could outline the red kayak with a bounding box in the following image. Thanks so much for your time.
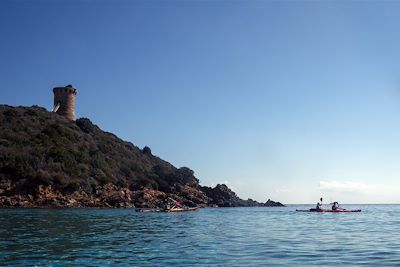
[296,208,361,212]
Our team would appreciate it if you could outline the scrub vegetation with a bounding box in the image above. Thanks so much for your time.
[0,105,284,207]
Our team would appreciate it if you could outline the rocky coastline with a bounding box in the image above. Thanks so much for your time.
[0,105,285,209]
[0,181,285,208]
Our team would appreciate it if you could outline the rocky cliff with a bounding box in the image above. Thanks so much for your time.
[0,105,284,208]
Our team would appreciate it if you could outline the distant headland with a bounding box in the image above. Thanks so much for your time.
[0,85,284,208]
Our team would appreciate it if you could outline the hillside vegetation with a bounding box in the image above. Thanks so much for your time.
[0,105,284,208]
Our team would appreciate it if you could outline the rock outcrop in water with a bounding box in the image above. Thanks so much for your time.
[0,105,285,208]
[264,199,285,207]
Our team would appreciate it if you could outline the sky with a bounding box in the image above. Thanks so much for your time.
[1,0,400,204]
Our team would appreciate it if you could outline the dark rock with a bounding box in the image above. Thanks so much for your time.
[201,184,242,207]
[142,146,152,155]
[264,199,285,207]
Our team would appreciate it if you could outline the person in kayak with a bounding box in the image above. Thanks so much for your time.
[332,202,340,210]
[316,202,323,211]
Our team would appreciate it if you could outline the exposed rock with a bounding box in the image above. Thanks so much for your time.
[200,184,285,208]
[0,181,288,208]
[0,105,286,208]
[201,184,242,207]
[264,199,285,207]
[142,146,152,155]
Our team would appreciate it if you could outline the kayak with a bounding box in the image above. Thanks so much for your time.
[296,208,361,213]
[135,207,199,213]
[165,207,198,213]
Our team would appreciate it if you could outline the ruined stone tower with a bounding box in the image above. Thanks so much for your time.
[53,85,77,121]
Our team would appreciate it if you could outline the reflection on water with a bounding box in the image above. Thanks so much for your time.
[1,205,400,266]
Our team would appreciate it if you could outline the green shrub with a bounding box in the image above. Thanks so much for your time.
[0,105,204,195]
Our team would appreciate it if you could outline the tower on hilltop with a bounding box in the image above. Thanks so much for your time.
[53,84,78,121]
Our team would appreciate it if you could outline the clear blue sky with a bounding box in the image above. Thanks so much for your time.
[1,0,400,203]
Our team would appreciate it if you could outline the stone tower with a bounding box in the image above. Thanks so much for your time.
[53,84,78,121]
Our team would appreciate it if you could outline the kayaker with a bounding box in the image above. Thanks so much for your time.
[332,202,340,210]
[315,197,323,211]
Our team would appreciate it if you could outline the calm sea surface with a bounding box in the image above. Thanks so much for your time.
[1,205,400,266]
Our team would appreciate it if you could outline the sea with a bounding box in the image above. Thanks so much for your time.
[1,205,399,266]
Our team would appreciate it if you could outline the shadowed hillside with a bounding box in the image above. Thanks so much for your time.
[0,105,284,208]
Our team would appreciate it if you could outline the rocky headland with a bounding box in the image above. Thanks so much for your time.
[0,105,285,208]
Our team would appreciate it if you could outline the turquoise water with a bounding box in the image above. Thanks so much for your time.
[1,205,400,266]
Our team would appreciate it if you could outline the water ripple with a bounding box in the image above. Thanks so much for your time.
[1,205,400,266]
